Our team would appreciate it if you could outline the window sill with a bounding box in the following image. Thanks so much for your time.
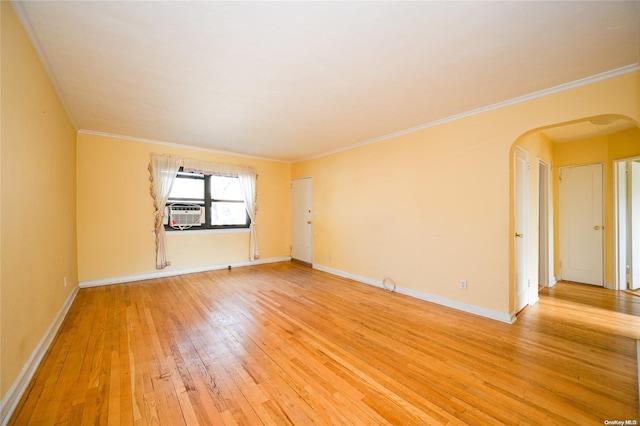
[165,228,250,235]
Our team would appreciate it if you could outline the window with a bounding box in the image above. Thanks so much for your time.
[165,169,250,230]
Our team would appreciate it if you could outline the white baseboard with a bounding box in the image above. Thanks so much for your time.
[79,256,292,288]
[312,264,514,324]
[529,293,540,306]
[1,286,79,426]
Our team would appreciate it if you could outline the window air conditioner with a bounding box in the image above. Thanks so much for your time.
[168,204,203,230]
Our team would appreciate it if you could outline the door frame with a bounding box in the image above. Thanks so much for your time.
[615,159,628,290]
[514,147,530,313]
[559,162,604,286]
[614,156,640,290]
[291,177,313,265]
[538,159,553,288]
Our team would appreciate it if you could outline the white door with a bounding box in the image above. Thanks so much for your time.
[630,161,640,289]
[291,178,313,264]
[560,164,604,286]
[514,148,529,312]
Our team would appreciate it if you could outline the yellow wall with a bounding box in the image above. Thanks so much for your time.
[2,0,640,406]
[294,121,513,313]
[292,71,640,317]
[1,1,78,399]
[76,132,291,283]
[1,1,4,400]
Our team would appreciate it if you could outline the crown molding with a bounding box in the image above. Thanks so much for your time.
[297,64,640,162]
[10,1,79,130]
[12,0,639,165]
[77,130,291,164]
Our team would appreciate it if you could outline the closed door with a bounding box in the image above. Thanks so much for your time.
[630,161,640,289]
[560,164,604,286]
[291,178,313,264]
[514,148,529,312]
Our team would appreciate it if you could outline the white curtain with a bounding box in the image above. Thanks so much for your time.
[238,167,260,261]
[149,153,182,269]
[183,158,239,176]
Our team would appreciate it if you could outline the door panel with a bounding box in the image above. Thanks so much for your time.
[560,164,603,286]
[291,178,313,264]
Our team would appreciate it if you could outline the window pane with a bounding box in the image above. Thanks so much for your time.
[211,202,247,225]
[211,176,243,201]
[169,175,204,200]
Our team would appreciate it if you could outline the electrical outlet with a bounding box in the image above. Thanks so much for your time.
[460,280,467,290]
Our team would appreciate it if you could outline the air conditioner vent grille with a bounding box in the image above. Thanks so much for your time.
[168,204,203,230]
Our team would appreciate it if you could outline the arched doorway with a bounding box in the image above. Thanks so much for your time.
[511,115,640,312]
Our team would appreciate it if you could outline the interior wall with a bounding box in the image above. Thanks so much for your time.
[76,132,291,283]
[2,0,639,406]
[292,71,640,317]
[1,1,78,400]
[1,1,4,403]
[294,120,514,315]
[553,127,640,287]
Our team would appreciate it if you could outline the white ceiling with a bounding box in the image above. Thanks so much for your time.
[13,1,640,161]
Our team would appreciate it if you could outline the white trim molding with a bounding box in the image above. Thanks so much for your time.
[79,256,291,288]
[1,286,79,426]
[313,264,514,324]
[299,64,640,162]
[77,130,290,164]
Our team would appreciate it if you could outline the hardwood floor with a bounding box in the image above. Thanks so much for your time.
[9,263,640,425]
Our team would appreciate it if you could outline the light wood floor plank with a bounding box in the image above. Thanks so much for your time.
[8,262,640,425]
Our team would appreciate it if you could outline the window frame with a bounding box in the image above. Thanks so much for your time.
[165,168,250,231]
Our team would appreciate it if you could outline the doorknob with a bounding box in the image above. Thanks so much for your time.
[515,232,523,238]
[307,221,312,224]
[594,225,601,230]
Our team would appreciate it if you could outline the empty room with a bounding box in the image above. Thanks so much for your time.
[2,1,640,424]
